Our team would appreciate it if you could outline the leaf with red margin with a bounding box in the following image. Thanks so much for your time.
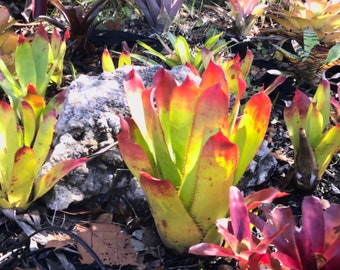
[124,69,153,151]
[0,101,20,191]
[244,187,288,210]
[33,109,56,173]
[8,147,36,208]
[139,172,202,253]
[187,132,238,234]
[116,117,156,179]
[291,90,311,125]
[200,61,229,95]
[183,83,230,179]
[118,49,131,67]
[222,54,243,95]
[185,62,200,76]
[141,87,181,185]
[314,123,340,179]
[153,68,177,159]
[231,89,271,183]
[101,49,115,72]
[240,49,254,78]
[33,157,88,201]
[169,78,202,171]
[15,36,36,91]
[24,83,45,120]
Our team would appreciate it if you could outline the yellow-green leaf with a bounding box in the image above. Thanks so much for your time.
[314,124,340,179]
[33,157,88,201]
[231,90,272,183]
[0,101,20,191]
[102,49,115,72]
[139,172,202,254]
[32,109,56,173]
[21,101,36,146]
[8,147,36,208]
[189,132,238,234]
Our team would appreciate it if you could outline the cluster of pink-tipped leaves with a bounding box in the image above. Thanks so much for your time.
[284,79,340,189]
[116,60,272,253]
[251,195,340,269]
[189,186,288,270]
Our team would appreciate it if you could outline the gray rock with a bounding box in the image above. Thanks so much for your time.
[237,140,278,194]
[44,65,200,210]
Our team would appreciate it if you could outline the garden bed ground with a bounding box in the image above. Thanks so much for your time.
[0,4,340,270]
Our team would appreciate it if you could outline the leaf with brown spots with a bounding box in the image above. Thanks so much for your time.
[76,223,141,267]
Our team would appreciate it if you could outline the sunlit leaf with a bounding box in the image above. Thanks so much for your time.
[139,172,202,253]
[33,157,88,201]
[101,49,115,72]
[7,147,36,208]
[231,90,271,183]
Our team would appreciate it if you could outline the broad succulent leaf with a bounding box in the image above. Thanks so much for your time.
[231,89,272,183]
[187,132,238,233]
[118,60,272,253]
[7,147,37,208]
[0,101,20,192]
[32,109,57,173]
[116,117,156,178]
[139,172,202,253]
[21,101,36,146]
[32,24,49,92]
[33,157,88,201]
[15,34,36,92]
[314,124,340,179]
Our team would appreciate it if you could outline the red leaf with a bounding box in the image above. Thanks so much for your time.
[230,186,251,244]
[245,187,288,210]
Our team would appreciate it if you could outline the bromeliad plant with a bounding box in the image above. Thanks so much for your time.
[205,0,267,36]
[270,0,340,83]
[190,186,340,270]
[135,0,185,30]
[136,32,231,74]
[0,97,88,209]
[0,23,69,112]
[269,0,340,46]
[116,59,272,253]
[45,0,107,49]
[252,194,340,269]
[284,79,340,190]
[273,28,340,83]
[189,186,288,270]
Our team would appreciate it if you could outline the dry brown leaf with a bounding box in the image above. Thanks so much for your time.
[45,233,75,249]
[75,223,140,267]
